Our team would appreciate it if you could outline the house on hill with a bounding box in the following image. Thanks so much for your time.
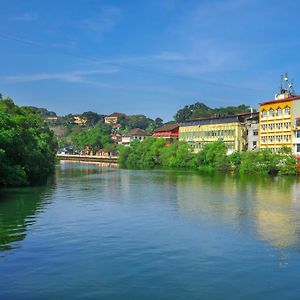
[104,112,126,125]
[120,128,150,146]
[152,123,179,144]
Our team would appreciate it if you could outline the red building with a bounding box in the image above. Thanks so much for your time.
[152,124,179,144]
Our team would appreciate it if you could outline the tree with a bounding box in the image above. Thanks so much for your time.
[0,97,57,187]
[127,115,152,130]
[81,111,104,127]
[154,117,163,128]
[174,102,253,122]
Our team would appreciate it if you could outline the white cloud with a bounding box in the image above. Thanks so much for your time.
[4,68,119,85]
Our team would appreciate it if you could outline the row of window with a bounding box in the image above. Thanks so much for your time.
[260,122,291,131]
[261,147,289,154]
[180,129,236,139]
[192,141,235,150]
[260,134,291,143]
[261,106,290,118]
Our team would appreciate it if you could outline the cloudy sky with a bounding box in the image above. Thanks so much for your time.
[0,0,299,121]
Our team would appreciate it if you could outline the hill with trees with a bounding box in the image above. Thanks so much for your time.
[174,102,254,123]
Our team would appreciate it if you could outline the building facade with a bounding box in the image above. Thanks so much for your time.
[179,113,255,154]
[259,96,300,155]
[104,112,125,125]
[120,128,150,146]
[245,113,259,150]
[152,124,179,144]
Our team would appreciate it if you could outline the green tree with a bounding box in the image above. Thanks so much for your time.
[0,98,57,187]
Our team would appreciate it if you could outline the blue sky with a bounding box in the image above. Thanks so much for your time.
[0,0,299,121]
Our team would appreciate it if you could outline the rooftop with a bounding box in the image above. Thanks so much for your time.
[181,112,257,126]
[153,123,179,133]
[124,128,151,137]
[260,96,300,106]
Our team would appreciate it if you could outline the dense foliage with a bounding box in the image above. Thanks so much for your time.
[70,124,114,152]
[174,102,253,123]
[119,139,297,176]
[0,97,57,187]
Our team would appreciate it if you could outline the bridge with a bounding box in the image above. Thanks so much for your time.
[57,154,119,163]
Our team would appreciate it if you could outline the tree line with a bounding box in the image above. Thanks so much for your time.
[119,139,297,176]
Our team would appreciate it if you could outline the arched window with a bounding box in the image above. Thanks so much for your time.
[261,109,267,118]
[276,107,282,116]
[269,108,275,116]
[284,106,290,115]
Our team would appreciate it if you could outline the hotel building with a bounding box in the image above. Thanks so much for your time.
[179,112,258,154]
[259,75,300,155]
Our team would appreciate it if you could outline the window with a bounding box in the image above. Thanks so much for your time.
[269,108,275,117]
[253,130,258,136]
[261,110,267,118]
[276,107,282,116]
[284,106,291,115]
[297,144,300,153]
[297,131,300,138]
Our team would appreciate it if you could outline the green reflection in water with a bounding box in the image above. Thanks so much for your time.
[0,184,54,252]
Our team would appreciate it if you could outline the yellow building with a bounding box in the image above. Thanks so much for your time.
[259,93,300,155]
[179,113,256,153]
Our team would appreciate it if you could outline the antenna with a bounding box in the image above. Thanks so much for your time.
[280,74,283,92]
[284,72,289,91]
[290,79,295,95]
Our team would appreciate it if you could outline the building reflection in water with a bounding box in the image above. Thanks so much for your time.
[174,172,300,250]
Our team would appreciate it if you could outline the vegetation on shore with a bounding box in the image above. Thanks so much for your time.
[0,96,57,187]
[119,139,298,176]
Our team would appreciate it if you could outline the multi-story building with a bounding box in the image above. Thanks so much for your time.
[246,112,259,150]
[259,75,300,155]
[179,112,256,154]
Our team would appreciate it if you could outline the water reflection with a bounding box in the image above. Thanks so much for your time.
[0,184,54,252]
[174,172,300,249]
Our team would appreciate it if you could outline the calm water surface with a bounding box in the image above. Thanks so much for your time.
[1,161,300,299]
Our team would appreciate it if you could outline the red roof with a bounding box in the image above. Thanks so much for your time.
[260,96,300,106]
[153,123,179,133]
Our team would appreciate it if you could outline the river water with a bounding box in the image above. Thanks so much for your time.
[0,161,300,299]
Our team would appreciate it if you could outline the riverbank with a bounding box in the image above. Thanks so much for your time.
[57,154,118,163]
[119,138,299,176]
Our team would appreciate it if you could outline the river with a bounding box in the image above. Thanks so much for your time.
[0,161,300,299]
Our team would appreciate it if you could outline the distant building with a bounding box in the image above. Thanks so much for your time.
[120,128,150,146]
[104,112,126,125]
[73,116,87,125]
[152,124,179,144]
[259,74,300,155]
[111,133,122,144]
[179,112,256,154]
[245,112,259,150]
